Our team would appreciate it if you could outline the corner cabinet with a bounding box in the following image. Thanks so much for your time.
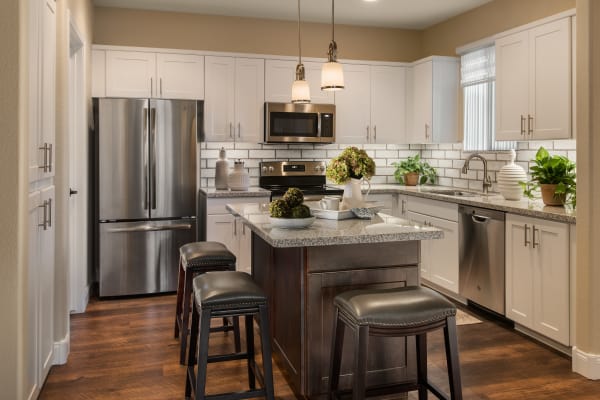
[95,49,205,99]
[505,214,570,345]
[335,64,406,144]
[264,59,334,105]
[406,57,459,144]
[204,56,264,142]
[495,17,572,140]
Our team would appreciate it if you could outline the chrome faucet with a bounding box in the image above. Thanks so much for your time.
[461,153,493,194]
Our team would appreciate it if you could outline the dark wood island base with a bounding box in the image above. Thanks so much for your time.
[251,233,421,399]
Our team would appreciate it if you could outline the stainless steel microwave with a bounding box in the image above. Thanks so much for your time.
[264,102,335,143]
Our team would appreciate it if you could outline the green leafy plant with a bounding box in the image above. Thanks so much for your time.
[326,146,376,184]
[519,147,576,207]
[392,155,437,185]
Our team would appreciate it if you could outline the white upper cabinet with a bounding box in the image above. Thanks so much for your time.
[156,53,204,99]
[102,50,204,99]
[204,56,264,142]
[496,17,571,140]
[335,64,407,144]
[406,57,459,144]
[265,59,334,104]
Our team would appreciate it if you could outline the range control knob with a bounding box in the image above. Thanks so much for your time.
[261,166,268,174]
[268,166,275,173]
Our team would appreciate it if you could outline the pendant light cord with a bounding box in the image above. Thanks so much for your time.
[297,0,302,64]
[331,0,335,42]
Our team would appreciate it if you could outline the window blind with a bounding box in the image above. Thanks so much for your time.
[461,46,515,151]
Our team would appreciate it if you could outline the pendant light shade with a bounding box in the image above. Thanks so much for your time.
[292,0,310,103]
[321,0,344,91]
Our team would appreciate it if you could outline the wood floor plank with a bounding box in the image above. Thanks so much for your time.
[40,295,600,399]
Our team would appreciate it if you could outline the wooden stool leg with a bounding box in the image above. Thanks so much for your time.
[258,304,275,400]
[174,260,185,339]
[444,316,463,400]
[180,269,193,365]
[328,307,345,398]
[245,314,256,389]
[185,299,200,399]
[416,333,428,400]
[352,325,369,400]
[195,309,212,400]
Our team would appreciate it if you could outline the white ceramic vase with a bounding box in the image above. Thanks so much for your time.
[341,178,370,209]
[497,149,527,200]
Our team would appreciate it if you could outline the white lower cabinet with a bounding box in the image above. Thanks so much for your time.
[405,197,459,294]
[364,193,396,216]
[506,214,570,345]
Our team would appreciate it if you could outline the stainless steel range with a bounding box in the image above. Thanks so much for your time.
[259,161,343,201]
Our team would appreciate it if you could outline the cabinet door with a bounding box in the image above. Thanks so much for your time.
[397,195,408,217]
[106,50,156,98]
[26,191,41,400]
[406,211,431,280]
[529,18,571,140]
[364,193,393,215]
[532,219,570,345]
[39,185,55,381]
[206,214,238,255]
[495,31,529,140]
[235,58,264,142]
[204,56,235,141]
[237,219,252,274]
[505,215,535,327]
[371,66,406,144]
[156,53,204,100]
[40,0,55,179]
[407,61,432,143]
[334,64,371,144]
[429,216,459,293]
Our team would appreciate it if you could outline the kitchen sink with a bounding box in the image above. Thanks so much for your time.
[427,189,481,197]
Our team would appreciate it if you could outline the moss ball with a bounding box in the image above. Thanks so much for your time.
[269,199,291,218]
[283,187,304,207]
[290,204,311,219]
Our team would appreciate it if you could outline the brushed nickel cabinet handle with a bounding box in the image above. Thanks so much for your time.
[160,78,163,97]
[38,201,48,230]
[374,125,377,142]
[230,122,233,138]
[47,143,53,172]
[238,122,241,138]
[520,115,526,135]
[47,198,52,228]
[366,125,370,141]
[528,114,533,136]
[532,226,539,248]
[524,224,530,247]
[150,77,153,96]
[38,143,48,172]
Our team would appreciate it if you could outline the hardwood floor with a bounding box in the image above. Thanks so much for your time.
[40,294,600,399]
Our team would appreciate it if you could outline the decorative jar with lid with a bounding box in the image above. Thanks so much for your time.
[228,159,250,191]
[497,149,527,200]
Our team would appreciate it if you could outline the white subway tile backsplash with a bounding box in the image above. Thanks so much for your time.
[554,139,577,150]
[205,142,234,150]
[276,150,302,159]
[445,169,460,178]
[445,150,461,159]
[438,143,454,150]
[375,150,399,158]
[249,150,276,159]
[227,150,250,159]
[302,149,328,159]
[431,150,445,158]
[234,142,262,150]
[437,177,453,187]
[364,144,387,150]
[387,144,411,150]
[438,159,453,168]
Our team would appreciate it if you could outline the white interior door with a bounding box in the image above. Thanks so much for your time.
[68,18,88,314]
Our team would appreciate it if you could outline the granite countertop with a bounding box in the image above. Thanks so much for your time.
[227,202,443,248]
[363,184,576,224]
[199,187,271,198]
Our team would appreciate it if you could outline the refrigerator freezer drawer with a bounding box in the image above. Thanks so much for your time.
[99,219,196,296]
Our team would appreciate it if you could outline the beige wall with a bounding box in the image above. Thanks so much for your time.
[0,0,27,398]
[422,0,575,56]
[93,7,422,62]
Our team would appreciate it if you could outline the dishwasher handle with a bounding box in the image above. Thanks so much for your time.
[471,214,490,223]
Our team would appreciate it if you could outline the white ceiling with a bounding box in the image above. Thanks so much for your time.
[92,0,492,29]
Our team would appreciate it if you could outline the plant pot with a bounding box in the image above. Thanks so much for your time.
[404,172,419,186]
[540,184,566,206]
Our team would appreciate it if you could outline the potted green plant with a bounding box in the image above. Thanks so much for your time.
[520,147,576,207]
[392,155,437,186]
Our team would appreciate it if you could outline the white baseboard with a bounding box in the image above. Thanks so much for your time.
[573,346,600,379]
[53,332,70,365]
[71,284,90,314]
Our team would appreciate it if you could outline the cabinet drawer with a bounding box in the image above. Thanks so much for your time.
[406,196,458,222]
[206,196,269,215]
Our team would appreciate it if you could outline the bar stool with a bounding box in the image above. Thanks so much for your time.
[174,241,241,365]
[328,286,462,400]
[185,271,275,400]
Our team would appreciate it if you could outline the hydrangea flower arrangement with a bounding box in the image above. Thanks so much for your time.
[326,146,376,184]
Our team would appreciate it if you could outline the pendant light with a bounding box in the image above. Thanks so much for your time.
[291,0,310,103]
[321,0,344,91]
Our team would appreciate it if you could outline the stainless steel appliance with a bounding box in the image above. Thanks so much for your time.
[259,161,343,201]
[264,102,335,143]
[93,98,200,296]
[459,205,506,315]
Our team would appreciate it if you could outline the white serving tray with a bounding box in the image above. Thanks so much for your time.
[305,201,383,220]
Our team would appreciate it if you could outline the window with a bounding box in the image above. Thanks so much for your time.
[461,46,515,151]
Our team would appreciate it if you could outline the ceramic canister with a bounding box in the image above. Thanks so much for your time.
[497,149,527,200]
[228,159,250,191]
[215,147,229,190]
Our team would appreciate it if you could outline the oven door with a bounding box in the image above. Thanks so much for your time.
[265,102,335,143]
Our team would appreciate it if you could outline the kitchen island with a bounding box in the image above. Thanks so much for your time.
[227,203,442,399]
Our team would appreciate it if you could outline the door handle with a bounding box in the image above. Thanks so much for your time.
[47,143,53,172]
[374,125,377,142]
[46,198,52,228]
[238,122,241,138]
[160,78,163,97]
[528,114,534,136]
[425,124,429,140]
[107,223,192,233]
[524,224,530,247]
[38,201,48,230]
[471,214,490,223]
[150,108,157,210]
[142,107,149,210]
[401,199,406,215]
[38,143,48,172]
[230,122,233,138]
[532,226,540,248]
[366,125,370,141]
[520,115,525,136]
[150,77,153,97]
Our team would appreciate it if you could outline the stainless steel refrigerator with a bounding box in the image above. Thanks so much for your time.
[93,98,200,297]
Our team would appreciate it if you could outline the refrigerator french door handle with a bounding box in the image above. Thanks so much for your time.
[150,107,157,210]
[106,223,193,233]
[143,107,149,210]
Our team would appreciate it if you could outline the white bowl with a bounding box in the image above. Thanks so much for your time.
[268,216,316,229]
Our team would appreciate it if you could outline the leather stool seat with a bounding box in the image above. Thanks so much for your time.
[174,241,240,365]
[334,286,456,328]
[181,242,237,270]
[193,271,267,310]
[329,285,463,400]
[186,271,275,400]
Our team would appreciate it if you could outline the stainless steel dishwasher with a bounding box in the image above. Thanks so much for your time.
[459,205,506,315]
